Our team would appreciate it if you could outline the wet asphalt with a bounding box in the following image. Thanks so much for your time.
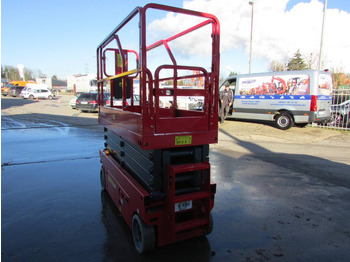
[2,116,350,261]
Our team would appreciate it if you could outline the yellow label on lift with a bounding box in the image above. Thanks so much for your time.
[117,53,122,67]
[175,135,192,146]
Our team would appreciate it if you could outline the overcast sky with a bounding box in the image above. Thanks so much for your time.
[1,0,350,79]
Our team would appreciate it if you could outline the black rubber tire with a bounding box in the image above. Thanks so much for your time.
[132,214,156,253]
[334,113,343,127]
[296,123,308,128]
[48,95,53,100]
[327,113,340,127]
[203,213,214,235]
[100,166,106,191]
[275,112,294,130]
[29,95,34,100]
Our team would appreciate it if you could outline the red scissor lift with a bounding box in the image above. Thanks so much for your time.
[97,3,220,253]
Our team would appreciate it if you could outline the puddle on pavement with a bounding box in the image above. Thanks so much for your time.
[1,119,103,166]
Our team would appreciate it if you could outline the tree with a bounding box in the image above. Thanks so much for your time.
[24,68,35,81]
[331,67,350,89]
[1,65,5,79]
[304,53,318,70]
[304,52,328,70]
[1,65,37,81]
[287,50,308,71]
[36,69,46,78]
[269,60,286,72]
[2,65,20,81]
[52,75,58,80]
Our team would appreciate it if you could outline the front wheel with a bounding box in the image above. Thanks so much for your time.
[132,214,156,253]
[48,95,53,100]
[275,112,294,130]
[29,95,34,100]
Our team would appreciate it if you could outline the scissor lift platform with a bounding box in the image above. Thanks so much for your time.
[98,3,220,253]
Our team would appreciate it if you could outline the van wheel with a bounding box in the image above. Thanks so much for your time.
[29,95,34,100]
[132,214,155,253]
[275,112,293,130]
[296,123,308,128]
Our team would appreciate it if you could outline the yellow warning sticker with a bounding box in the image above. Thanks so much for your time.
[117,54,122,67]
[175,135,192,146]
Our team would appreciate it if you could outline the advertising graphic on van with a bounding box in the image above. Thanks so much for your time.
[237,74,332,98]
[220,70,333,130]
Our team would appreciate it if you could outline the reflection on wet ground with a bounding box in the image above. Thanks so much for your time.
[2,121,350,261]
[1,119,101,166]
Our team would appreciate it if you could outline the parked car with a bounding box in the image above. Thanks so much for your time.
[20,88,53,100]
[2,81,37,96]
[9,86,26,97]
[328,99,350,127]
[105,94,140,106]
[70,97,77,109]
[1,83,11,96]
[76,92,109,112]
[70,92,84,109]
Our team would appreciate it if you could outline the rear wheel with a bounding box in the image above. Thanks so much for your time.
[203,213,214,235]
[132,214,156,253]
[275,112,294,130]
[29,95,34,100]
[100,166,106,191]
[48,95,53,100]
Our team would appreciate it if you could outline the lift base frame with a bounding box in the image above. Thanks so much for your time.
[100,149,216,248]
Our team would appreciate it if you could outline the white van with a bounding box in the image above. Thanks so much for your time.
[220,70,333,129]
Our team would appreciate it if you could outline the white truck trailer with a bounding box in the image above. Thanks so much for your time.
[67,73,98,94]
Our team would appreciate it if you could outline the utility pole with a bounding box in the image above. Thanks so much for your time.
[249,1,254,74]
[318,0,327,70]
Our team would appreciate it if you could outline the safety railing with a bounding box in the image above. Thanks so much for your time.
[96,3,220,149]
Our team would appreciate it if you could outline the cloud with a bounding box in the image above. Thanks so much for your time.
[148,0,350,73]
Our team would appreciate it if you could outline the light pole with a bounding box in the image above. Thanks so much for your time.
[318,0,327,70]
[249,1,254,74]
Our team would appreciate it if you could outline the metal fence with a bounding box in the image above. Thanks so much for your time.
[313,86,350,131]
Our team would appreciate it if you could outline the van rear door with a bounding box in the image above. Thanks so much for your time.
[317,72,332,119]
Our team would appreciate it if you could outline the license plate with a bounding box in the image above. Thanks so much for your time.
[175,200,192,212]
[318,110,325,116]
[175,135,192,146]
[81,101,88,104]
